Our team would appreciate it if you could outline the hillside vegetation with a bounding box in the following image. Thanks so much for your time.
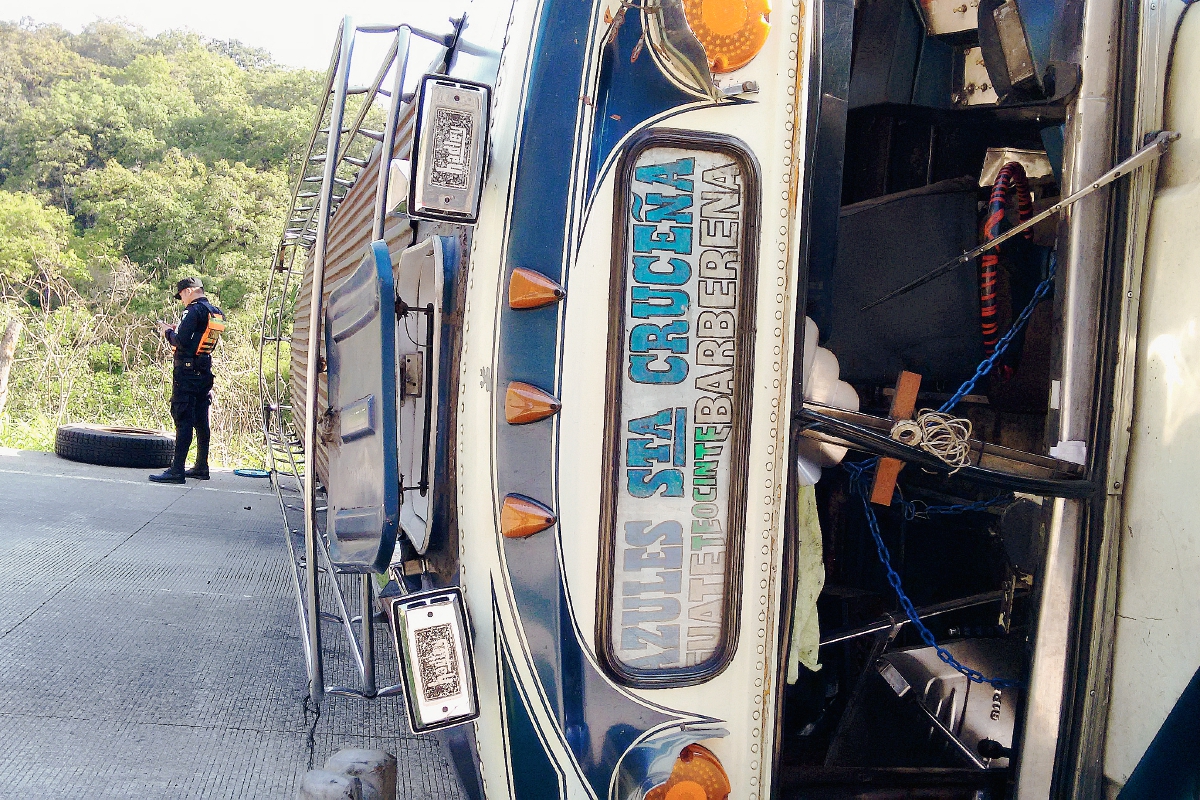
[0,18,322,465]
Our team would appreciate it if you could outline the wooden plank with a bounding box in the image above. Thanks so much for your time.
[870,458,906,505]
[889,370,922,420]
[871,370,922,506]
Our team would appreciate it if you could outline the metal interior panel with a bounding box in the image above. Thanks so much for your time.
[394,236,447,554]
[848,0,924,109]
[879,639,1023,768]
[804,0,855,338]
[821,177,983,386]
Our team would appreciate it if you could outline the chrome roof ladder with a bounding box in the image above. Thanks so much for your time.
[258,15,458,705]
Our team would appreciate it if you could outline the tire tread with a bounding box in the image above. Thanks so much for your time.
[55,425,175,469]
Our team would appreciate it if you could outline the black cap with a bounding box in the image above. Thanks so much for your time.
[174,277,203,300]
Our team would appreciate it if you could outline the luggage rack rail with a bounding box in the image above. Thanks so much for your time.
[257,15,455,704]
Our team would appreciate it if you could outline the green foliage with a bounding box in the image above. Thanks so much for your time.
[74,19,151,68]
[0,18,321,467]
[0,25,76,122]
[0,190,87,290]
[74,150,287,272]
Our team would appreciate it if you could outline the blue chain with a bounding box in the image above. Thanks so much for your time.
[845,460,1022,690]
[835,255,1057,689]
[939,254,1057,413]
[900,492,1015,521]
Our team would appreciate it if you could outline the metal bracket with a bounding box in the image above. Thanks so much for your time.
[402,353,424,397]
[395,299,436,496]
[721,80,760,97]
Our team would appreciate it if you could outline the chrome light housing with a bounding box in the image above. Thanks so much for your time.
[408,74,491,224]
[390,586,480,732]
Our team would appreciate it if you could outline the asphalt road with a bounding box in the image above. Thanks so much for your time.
[0,448,461,799]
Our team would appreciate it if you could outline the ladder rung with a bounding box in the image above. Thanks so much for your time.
[355,23,400,33]
[297,191,318,198]
[333,177,355,188]
[358,129,385,142]
[344,156,369,168]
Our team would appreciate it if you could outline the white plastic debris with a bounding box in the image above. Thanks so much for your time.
[796,317,861,484]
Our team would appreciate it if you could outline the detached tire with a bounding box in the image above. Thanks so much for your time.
[55,423,175,469]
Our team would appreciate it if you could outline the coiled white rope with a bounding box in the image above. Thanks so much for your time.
[889,409,973,473]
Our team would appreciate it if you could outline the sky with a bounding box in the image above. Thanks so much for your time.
[0,0,468,69]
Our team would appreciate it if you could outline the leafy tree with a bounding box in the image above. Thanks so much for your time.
[245,65,324,111]
[0,190,86,295]
[73,18,150,69]
[208,38,274,71]
[75,150,287,273]
[0,20,93,111]
[2,58,198,200]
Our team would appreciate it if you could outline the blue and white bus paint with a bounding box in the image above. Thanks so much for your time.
[452,0,809,796]
[282,0,1200,795]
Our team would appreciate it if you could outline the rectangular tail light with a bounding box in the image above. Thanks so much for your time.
[409,75,490,224]
[389,586,480,732]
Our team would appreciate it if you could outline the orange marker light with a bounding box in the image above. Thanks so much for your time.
[505,382,562,425]
[682,0,772,73]
[665,782,708,800]
[500,494,557,539]
[509,268,566,309]
[644,744,732,800]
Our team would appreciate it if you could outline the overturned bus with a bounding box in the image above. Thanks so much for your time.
[259,0,1199,797]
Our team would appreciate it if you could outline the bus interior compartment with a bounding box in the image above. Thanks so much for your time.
[780,469,1040,736]
[780,0,1074,786]
[835,0,1072,204]
[848,0,1065,111]
[805,0,1067,411]
[807,0,1067,402]
[804,635,1024,772]
[812,176,985,389]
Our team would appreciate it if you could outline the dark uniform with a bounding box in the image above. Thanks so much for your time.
[164,296,222,476]
[151,277,225,482]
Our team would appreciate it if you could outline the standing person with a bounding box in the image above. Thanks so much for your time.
[150,277,224,484]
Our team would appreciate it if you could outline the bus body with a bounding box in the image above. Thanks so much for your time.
[261,0,1200,797]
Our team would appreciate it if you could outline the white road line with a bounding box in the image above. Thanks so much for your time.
[0,467,275,497]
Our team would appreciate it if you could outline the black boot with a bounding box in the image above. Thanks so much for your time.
[187,435,210,480]
[149,470,186,484]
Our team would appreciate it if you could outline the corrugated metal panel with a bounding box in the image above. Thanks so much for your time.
[291,110,417,485]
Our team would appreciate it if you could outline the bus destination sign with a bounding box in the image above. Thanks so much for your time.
[603,136,756,681]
